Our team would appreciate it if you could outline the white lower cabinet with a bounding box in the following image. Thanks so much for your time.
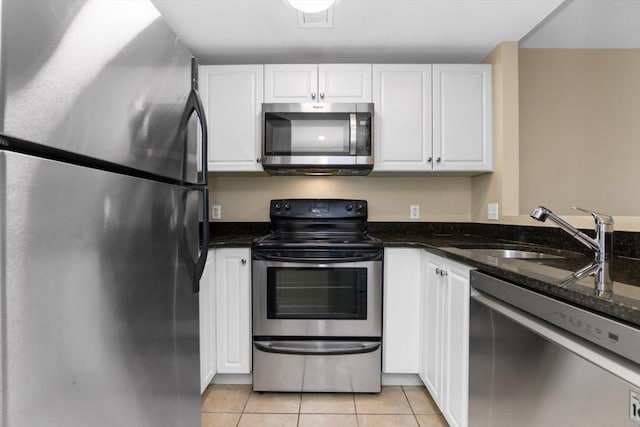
[383,248,422,373]
[200,249,216,393]
[215,248,252,374]
[420,252,471,427]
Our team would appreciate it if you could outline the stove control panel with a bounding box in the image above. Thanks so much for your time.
[270,199,368,219]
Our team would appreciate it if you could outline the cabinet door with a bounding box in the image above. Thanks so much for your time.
[215,248,252,374]
[383,248,422,373]
[441,260,471,427]
[432,64,492,172]
[264,64,318,102]
[318,64,372,102]
[199,65,264,172]
[420,253,444,403]
[200,250,216,393]
[373,65,433,171]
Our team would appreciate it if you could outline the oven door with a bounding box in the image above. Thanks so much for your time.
[252,256,382,338]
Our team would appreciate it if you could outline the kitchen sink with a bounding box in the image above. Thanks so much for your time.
[462,249,563,259]
[442,243,584,260]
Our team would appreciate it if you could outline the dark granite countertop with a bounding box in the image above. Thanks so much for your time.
[207,224,640,328]
[378,232,640,329]
[208,235,255,248]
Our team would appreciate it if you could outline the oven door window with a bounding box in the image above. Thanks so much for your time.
[266,267,367,319]
[264,113,352,156]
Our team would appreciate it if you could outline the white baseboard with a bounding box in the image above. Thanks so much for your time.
[381,373,423,386]
[211,374,253,385]
[209,373,423,387]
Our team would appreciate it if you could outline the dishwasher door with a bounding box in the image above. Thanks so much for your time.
[469,276,640,427]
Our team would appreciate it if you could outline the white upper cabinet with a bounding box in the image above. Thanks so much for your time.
[199,65,264,172]
[264,64,372,103]
[373,64,492,173]
[373,65,433,171]
[432,64,492,172]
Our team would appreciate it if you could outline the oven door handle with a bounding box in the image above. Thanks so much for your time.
[254,340,380,356]
[252,252,382,263]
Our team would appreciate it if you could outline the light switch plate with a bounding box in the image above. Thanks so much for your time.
[410,205,420,219]
[488,203,499,220]
[211,204,222,220]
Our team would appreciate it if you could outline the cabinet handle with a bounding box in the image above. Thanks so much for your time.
[427,157,432,163]
[256,157,261,163]
[320,92,325,99]
[241,258,247,265]
[436,157,442,163]
[311,92,317,100]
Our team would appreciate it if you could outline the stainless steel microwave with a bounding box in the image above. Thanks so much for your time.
[262,103,374,176]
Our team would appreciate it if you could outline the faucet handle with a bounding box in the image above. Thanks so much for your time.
[572,207,615,226]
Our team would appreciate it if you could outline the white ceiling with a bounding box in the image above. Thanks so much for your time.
[151,0,565,64]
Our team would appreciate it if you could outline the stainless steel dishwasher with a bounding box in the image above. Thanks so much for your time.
[469,271,640,427]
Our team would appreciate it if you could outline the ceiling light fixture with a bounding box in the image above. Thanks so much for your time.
[287,0,336,13]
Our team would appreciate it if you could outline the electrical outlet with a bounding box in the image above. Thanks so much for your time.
[211,204,222,220]
[488,203,499,220]
[410,205,420,219]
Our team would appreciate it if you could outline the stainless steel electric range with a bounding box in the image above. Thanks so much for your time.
[252,199,383,392]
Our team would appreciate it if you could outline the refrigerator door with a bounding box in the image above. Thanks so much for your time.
[0,0,198,182]
[0,150,200,427]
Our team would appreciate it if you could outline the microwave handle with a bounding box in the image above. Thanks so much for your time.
[349,113,357,155]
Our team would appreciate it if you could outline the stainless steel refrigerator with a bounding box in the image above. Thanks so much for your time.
[0,0,208,426]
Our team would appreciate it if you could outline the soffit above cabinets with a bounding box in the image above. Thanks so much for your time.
[150,0,565,64]
[521,0,640,49]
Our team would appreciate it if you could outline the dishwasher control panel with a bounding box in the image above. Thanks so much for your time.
[470,271,640,366]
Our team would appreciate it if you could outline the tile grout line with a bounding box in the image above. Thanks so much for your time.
[401,385,421,427]
[353,392,360,427]
[236,386,252,427]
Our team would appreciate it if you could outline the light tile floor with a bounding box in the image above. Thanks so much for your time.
[201,385,449,427]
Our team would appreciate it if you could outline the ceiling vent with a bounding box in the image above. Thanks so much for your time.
[298,7,333,28]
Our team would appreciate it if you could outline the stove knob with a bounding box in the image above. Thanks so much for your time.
[284,202,292,211]
[345,203,353,212]
[274,202,281,211]
[356,203,364,213]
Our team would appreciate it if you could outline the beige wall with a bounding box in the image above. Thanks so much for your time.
[471,42,520,222]
[519,49,640,217]
[208,175,471,222]
[471,47,640,231]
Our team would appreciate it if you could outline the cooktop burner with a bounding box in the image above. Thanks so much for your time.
[253,233,381,249]
[253,199,381,250]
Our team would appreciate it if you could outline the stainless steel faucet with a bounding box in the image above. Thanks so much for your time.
[530,206,614,262]
[530,206,614,295]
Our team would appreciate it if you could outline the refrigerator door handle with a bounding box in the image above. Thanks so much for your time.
[184,57,209,293]
[183,187,208,294]
[192,187,208,293]
[192,56,208,186]
[180,91,208,185]
[180,57,208,186]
